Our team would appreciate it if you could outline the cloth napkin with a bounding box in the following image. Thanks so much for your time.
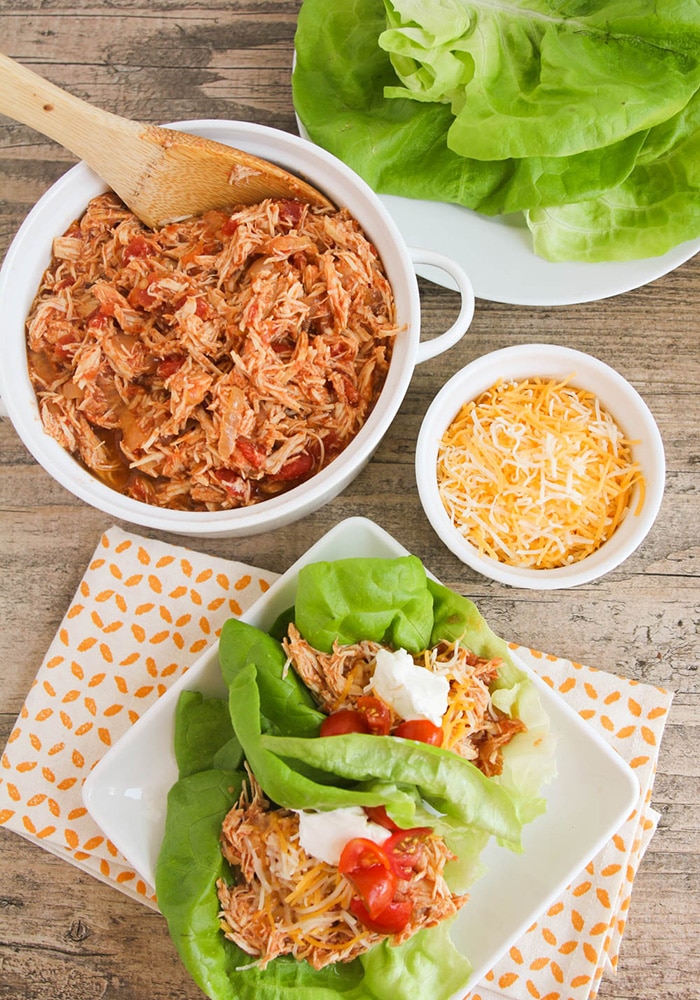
[0,526,277,907]
[0,527,672,1000]
[470,648,672,1000]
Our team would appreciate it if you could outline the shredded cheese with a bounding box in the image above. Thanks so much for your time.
[437,376,646,569]
[217,773,466,969]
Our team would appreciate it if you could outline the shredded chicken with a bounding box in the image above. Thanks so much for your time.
[216,633,525,968]
[217,770,466,970]
[283,626,383,711]
[283,625,527,776]
[26,192,398,510]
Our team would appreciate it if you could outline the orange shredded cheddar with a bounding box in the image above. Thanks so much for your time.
[437,376,646,569]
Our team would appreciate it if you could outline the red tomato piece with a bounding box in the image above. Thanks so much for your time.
[382,828,432,880]
[221,217,239,236]
[157,354,186,379]
[213,469,251,504]
[174,294,211,320]
[86,310,109,331]
[279,200,305,226]
[338,375,359,404]
[320,710,370,737]
[271,451,315,482]
[338,837,391,875]
[363,805,401,831]
[357,695,392,735]
[128,286,157,310]
[236,439,267,469]
[194,296,211,319]
[122,236,151,261]
[392,719,444,746]
[350,895,413,935]
[346,864,396,919]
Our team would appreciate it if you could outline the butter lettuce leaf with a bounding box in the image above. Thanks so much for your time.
[527,87,700,261]
[294,555,434,653]
[173,689,242,777]
[219,615,324,738]
[293,0,700,260]
[262,731,522,848]
[292,0,650,215]
[380,0,700,161]
[359,921,472,1000]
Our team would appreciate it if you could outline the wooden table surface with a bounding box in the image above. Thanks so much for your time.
[1,3,698,999]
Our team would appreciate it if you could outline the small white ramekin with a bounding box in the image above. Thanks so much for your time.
[415,344,665,589]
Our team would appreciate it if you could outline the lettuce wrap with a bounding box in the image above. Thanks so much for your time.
[292,0,700,262]
[156,556,555,1000]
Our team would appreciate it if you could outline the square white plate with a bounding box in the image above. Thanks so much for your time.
[83,516,639,988]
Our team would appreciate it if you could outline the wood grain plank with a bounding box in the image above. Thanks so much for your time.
[1,3,698,998]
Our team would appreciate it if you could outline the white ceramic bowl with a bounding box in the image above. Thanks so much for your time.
[416,344,666,589]
[0,119,475,538]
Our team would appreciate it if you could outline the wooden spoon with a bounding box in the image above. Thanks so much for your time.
[0,51,333,227]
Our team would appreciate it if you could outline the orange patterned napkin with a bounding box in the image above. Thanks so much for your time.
[0,528,671,1000]
[0,525,277,907]
[471,647,672,1000]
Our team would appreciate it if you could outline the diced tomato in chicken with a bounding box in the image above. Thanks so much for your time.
[122,236,152,261]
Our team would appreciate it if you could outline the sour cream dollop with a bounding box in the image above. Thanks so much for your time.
[370,647,449,727]
[295,806,388,865]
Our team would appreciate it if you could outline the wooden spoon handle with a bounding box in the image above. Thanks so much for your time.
[0,52,334,225]
[0,51,143,173]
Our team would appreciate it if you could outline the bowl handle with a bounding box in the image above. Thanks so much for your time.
[410,247,475,365]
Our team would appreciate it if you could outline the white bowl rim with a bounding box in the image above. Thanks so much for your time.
[0,119,425,534]
[415,343,666,589]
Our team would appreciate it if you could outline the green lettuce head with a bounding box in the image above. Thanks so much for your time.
[293,0,700,261]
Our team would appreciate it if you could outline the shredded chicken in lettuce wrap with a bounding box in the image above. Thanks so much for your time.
[156,555,556,1000]
[216,767,466,970]
[214,625,529,969]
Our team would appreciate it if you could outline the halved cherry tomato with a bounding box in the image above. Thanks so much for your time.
[363,805,401,831]
[357,695,392,735]
[345,864,396,919]
[319,710,370,737]
[383,827,432,879]
[339,838,397,919]
[392,719,444,746]
[350,895,413,935]
[338,837,391,875]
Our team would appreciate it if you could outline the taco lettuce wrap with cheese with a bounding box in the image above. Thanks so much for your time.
[156,556,555,1000]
